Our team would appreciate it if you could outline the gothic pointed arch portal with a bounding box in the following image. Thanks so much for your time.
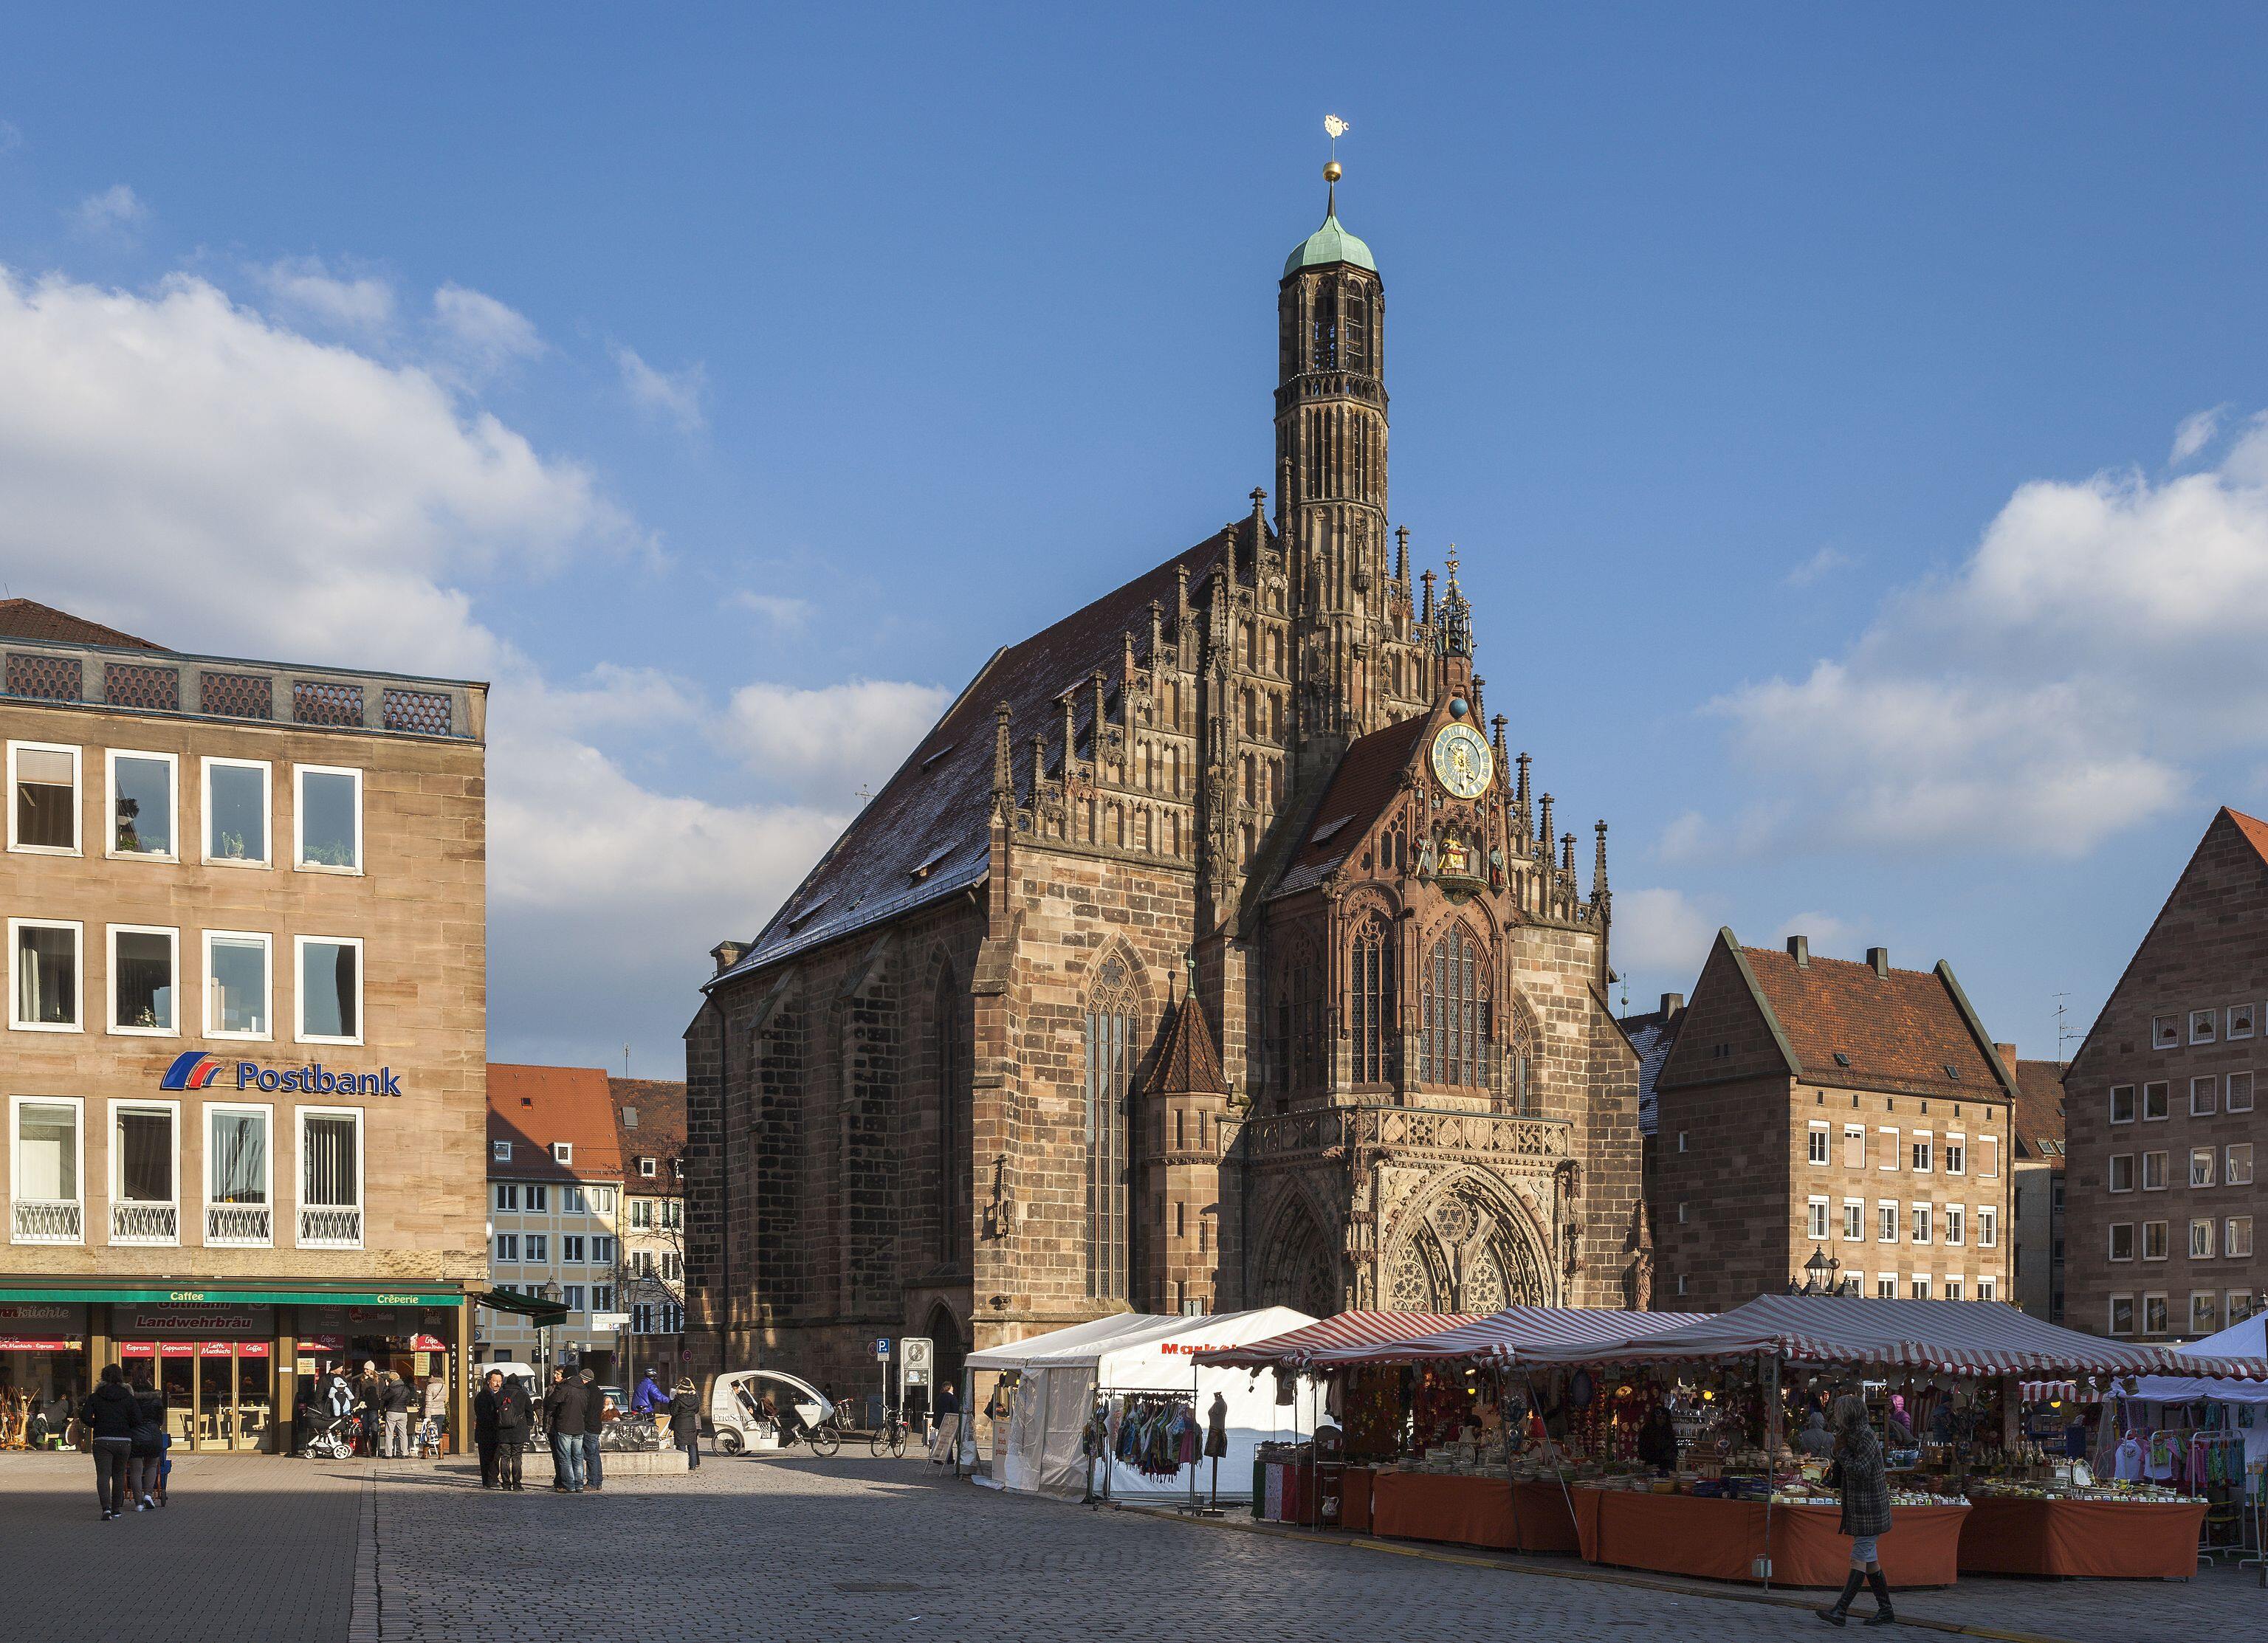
[1383,1177,1551,1313]
[1254,1194,1339,1320]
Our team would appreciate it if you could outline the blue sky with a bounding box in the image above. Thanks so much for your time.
[4,4,2265,1074]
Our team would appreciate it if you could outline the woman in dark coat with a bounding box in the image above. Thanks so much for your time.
[667,1379,702,1470]
[1818,1393,1894,1627]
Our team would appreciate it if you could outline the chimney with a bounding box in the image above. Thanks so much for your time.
[1660,992,1685,1019]
[1787,935,1810,968]
[709,940,749,976]
[1867,946,1889,978]
[1994,1044,2018,1075]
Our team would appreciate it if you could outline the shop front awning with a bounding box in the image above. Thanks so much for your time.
[475,1289,571,1325]
[0,1285,467,1308]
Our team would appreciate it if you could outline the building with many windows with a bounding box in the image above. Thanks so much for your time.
[0,599,489,1452]
[1650,931,2015,1312]
[609,1075,685,1385]
[2010,1058,2068,1323]
[2065,807,2265,1341]
[481,1064,625,1379]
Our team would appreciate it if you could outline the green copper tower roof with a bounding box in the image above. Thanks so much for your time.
[1284,211,1377,278]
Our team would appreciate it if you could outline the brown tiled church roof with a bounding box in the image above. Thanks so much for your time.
[1731,938,2016,1100]
[1146,988,1229,1095]
[720,520,1257,982]
[1271,710,1430,898]
[0,598,162,650]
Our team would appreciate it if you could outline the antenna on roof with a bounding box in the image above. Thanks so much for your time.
[2052,993,2073,1065]
[855,783,873,807]
[624,1042,631,1081]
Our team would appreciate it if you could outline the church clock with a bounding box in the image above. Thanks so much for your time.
[1430,722,1492,799]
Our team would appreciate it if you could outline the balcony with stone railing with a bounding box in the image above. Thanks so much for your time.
[1240,1103,1570,1165]
[0,634,485,743]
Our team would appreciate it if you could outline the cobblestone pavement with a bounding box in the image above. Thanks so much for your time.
[0,1451,363,1643]
[366,1453,2264,1643]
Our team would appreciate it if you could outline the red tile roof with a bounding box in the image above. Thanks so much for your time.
[2224,805,2268,864]
[1737,943,2011,1100]
[1271,710,1431,898]
[0,598,162,650]
[609,1076,686,1190]
[2010,1060,2068,1168]
[721,520,1254,979]
[487,1064,624,1183]
[1145,991,1228,1095]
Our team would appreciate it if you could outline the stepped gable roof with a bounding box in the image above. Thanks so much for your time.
[487,1063,623,1184]
[1620,1006,1683,1137]
[1733,940,2014,1101]
[1270,709,1430,899]
[2010,1061,2068,1169]
[718,519,1257,984]
[1145,988,1228,1096]
[0,598,162,650]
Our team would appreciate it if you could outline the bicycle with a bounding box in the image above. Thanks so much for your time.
[870,1408,910,1458]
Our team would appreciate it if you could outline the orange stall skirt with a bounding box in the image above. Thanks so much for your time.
[1571,1488,1968,1588]
[1957,1498,2204,1579]
[1367,1472,1582,1554]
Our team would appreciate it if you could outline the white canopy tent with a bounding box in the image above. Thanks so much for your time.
[2127,1312,2268,1406]
[966,1307,1317,1498]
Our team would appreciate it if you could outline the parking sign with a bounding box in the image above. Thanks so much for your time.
[873,1337,891,1360]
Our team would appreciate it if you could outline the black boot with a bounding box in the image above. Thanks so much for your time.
[1817,1569,1865,1625]
[1863,1568,1895,1625]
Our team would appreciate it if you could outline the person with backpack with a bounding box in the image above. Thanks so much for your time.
[543,1368,587,1492]
[79,1363,137,1519]
[127,1374,168,1510]
[491,1369,533,1490]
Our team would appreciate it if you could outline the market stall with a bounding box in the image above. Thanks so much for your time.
[2086,1310,2268,1563]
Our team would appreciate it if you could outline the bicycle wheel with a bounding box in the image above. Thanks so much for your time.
[887,1422,907,1458]
[806,1422,839,1458]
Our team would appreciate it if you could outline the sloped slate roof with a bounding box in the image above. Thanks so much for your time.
[2011,1060,2067,1168]
[717,520,1254,984]
[1144,991,1228,1095]
[1620,1007,1682,1137]
[0,598,162,650]
[1739,944,2010,1100]
[1270,710,1429,899]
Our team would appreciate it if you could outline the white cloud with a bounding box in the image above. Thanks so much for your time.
[1773,911,1855,952]
[720,678,951,802]
[254,256,395,333]
[432,282,543,374]
[614,344,707,434]
[1706,411,2268,858]
[1613,887,1716,983]
[1785,545,1856,587]
[2171,404,2227,465]
[70,183,146,237]
[735,590,813,632]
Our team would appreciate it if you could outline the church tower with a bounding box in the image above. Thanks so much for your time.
[1276,158,1392,780]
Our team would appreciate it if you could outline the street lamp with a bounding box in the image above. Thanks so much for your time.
[1796,1247,1839,1297]
[540,1280,563,1371]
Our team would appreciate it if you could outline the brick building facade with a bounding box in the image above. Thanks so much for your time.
[2065,807,2266,1341]
[1651,931,2015,1312]
[684,172,1646,1396]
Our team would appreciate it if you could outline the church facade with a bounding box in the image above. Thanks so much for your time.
[683,174,1649,1397]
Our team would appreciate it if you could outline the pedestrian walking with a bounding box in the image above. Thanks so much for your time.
[1818,1392,1895,1628]
[127,1374,167,1511]
[668,1378,701,1470]
[578,1368,606,1491]
[493,1371,532,1491]
[543,1368,588,1492]
[382,1372,413,1458]
[356,1361,383,1456]
[79,1363,137,1520]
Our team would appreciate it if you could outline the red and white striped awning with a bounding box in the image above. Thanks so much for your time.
[1191,1312,1480,1371]
[2020,1381,2080,1403]
[1508,1295,2268,1382]
[1308,1306,1711,1368]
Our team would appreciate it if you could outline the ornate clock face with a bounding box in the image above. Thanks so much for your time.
[1431,722,1493,799]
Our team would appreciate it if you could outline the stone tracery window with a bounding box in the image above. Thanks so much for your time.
[1349,915,1395,1084]
[1418,925,1492,1089]
[1083,956,1138,1300]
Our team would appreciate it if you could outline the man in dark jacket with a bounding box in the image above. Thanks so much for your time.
[578,1369,607,1491]
[382,1373,413,1458]
[472,1371,506,1487]
[79,1364,138,1519]
[493,1371,532,1490]
[543,1368,588,1492]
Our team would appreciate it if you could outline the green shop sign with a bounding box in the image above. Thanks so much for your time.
[0,1286,464,1307]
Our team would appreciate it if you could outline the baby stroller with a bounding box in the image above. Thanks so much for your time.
[416,1410,447,1459]
[303,1409,365,1460]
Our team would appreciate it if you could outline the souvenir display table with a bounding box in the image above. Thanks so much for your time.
[1569,1483,1968,1588]
[1956,1485,2205,1579]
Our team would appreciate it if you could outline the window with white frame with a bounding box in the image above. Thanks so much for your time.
[7,743,80,854]
[1807,1124,1829,1165]
[1945,1205,1965,1245]
[1979,1134,2000,1176]
[561,1285,585,1312]
[628,1197,655,1230]
[1976,1275,1996,1302]
[294,765,363,872]
[1977,1205,1998,1247]
[106,750,176,858]
[2109,1294,2134,1334]
[1807,1196,1829,1239]
[562,1235,585,1263]
[2230,1143,2255,1186]
[524,1233,548,1261]
[589,1185,614,1213]
[2192,1076,2218,1117]
[495,1233,519,1261]
[2109,1085,2135,1124]
[1910,1275,1931,1300]
[2142,1150,2168,1191]
[561,1185,585,1213]
[2190,1218,2216,1260]
[1842,1199,1863,1241]
[1876,1275,1896,1299]
[10,919,83,1031]
[2192,1009,2218,1044]
[1843,1126,1865,1168]
[1945,1277,1963,1301]
[2109,1153,2134,1193]
[2232,1291,2258,1322]
[202,757,270,866]
[108,925,177,1036]
[2142,1219,2168,1261]
[592,1235,615,1264]
[2191,1147,2216,1188]
[2227,1217,2253,1259]
[632,1301,656,1334]
[525,1185,548,1212]
[2144,1293,2169,1335]
[295,937,362,1044]
[591,1284,613,1312]
[639,1156,657,1178]
[2230,1072,2255,1114]
[551,1143,572,1165]
[1877,1202,1898,1241]
[10,1096,83,1243]
[494,1182,518,1211]
[2108,1222,2134,1261]
[205,931,272,1039]
[1911,1203,1931,1244]
[660,1250,681,1281]
[1942,1134,1965,1176]
[1877,1128,1899,1170]
[205,1103,271,1246]
[110,1100,179,1244]
[659,1199,681,1230]
[2142,1082,2169,1121]
[2191,1292,2219,1334]
[2232,1003,2258,1040]
[2151,1015,2179,1050]
[298,1108,363,1249]
[630,1250,655,1278]
[1911,1133,1933,1173]
[492,1141,512,1162]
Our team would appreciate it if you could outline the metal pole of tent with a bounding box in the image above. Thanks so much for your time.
[1762,1354,1779,1593]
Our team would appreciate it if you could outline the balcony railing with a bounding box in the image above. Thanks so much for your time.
[111,1201,179,1244]
[206,1202,272,1245]
[12,1199,83,1243]
[299,1205,362,1248]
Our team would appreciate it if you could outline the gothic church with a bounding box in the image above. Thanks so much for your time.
[685,167,1649,1394]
